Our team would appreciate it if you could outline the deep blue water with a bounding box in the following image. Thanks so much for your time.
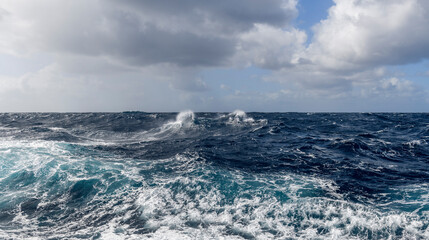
[0,111,428,239]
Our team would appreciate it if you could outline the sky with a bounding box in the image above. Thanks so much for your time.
[0,0,429,112]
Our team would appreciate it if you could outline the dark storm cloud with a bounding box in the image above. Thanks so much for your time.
[102,0,297,67]
[109,25,235,67]
[52,20,235,67]
[16,0,296,68]
[114,0,297,32]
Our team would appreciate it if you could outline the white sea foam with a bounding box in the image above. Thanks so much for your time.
[146,110,197,140]
[159,110,195,130]
[405,139,426,147]
[132,176,427,239]
[175,110,195,124]
[227,110,255,125]
[127,158,428,239]
[48,127,66,131]
[1,141,428,239]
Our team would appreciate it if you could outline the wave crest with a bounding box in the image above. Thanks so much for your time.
[149,111,197,139]
[174,110,195,127]
[227,110,255,125]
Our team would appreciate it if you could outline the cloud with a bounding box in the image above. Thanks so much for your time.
[234,24,307,69]
[308,0,429,70]
[1,0,429,111]
[250,0,429,101]
[366,77,419,98]
[0,0,298,68]
[0,64,207,112]
[109,0,298,33]
[0,0,300,110]
[0,7,7,19]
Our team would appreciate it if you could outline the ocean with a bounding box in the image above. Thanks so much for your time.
[0,111,428,239]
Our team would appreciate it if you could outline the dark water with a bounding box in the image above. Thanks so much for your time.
[0,111,428,239]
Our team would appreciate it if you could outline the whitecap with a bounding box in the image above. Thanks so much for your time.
[148,110,197,138]
[405,140,426,147]
[227,110,255,125]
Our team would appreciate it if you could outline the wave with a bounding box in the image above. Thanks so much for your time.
[153,110,196,136]
[67,110,265,144]
[1,113,429,239]
[227,110,254,124]
[1,144,427,239]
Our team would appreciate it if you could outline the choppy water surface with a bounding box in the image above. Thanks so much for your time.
[0,111,428,239]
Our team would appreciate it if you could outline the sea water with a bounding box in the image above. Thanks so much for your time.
[0,112,428,239]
